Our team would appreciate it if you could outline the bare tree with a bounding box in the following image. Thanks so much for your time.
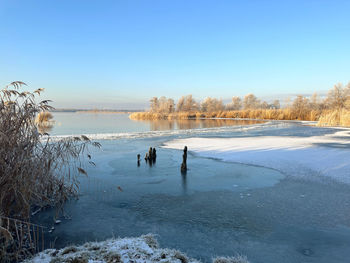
[177,95,198,112]
[167,98,175,113]
[226,96,242,110]
[201,97,224,112]
[309,92,321,111]
[157,96,167,113]
[148,96,176,113]
[326,83,350,110]
[176,96,185,112]
[292,95,310,119]
[259,101,269,109]
[149,97,159,112]
[243,93,260,109]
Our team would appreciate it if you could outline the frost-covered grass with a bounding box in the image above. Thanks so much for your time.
[24,234,247,263]
[213,255,249,263]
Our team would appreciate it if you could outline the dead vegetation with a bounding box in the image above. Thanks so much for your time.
[0,81,100,262]
[130,108,322,121]
[24,234,249,263]
[35,111,54,134]
[213,255,249,263]
[35,111,53,123]
[130,82,350,126]
[0,216,46,261]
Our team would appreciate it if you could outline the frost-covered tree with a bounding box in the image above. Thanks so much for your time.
[292,95,310,119]
[149,97,159,112]
[325,83,350,110]
[176,96,185,112]
[183,95,199,112]
[201,97,224,112]
[157,96,168,113]
[167,98,175,113]
[149,96,175,113]
[260,101,269,109]
[243,93,260,109]
[177,95,198,112]
[309,93,321,111]
[226,96,242,110]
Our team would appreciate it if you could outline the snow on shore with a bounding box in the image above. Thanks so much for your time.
[24,235,197,263]
[163,129,350,184]
[24,234,248,263]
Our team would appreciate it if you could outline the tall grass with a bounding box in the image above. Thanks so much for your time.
[130,109,322,122]
[317,109,350,127]
[0,82,100,261]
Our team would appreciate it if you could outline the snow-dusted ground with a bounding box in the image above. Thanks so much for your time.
[24,234,248,263]
[163,128,350,184]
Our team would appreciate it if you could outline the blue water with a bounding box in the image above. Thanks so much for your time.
[34,113,350,263]
[50,112,265,136]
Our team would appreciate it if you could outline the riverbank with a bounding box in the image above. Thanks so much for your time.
[129,109,321,121]
[24,235,249,263]
[130,109,350,127]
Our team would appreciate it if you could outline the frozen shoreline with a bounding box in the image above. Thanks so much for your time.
[24,235,248,263]
[163,128,350,184]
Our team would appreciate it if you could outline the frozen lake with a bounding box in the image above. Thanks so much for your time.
[34,113,350,263]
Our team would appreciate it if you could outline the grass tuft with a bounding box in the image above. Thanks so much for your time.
[174,250,189,263]
[213,255,249,263]
[62,246,78,255]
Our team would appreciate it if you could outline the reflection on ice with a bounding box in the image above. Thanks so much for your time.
[144,118,265,131]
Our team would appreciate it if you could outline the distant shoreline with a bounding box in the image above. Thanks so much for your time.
[129,109,320,121]
[53,109,144,113]
[129,109,350,127]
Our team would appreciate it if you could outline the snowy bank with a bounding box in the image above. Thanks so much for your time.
[163,129,350,184]
[23,234,248,263]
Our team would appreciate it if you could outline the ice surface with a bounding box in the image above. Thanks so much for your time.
[163,129,350,183]
[30,121,350,263]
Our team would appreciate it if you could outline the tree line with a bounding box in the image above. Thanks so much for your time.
[148,82,350,115]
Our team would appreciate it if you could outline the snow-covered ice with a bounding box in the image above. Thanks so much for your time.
[163,129,350,183]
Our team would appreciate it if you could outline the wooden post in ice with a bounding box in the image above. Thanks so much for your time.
[152,147,157,162]
[148,147,153,161]
[181,146,188,173]
[137,154,141,166]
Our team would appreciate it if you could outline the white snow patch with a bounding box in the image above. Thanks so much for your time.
[49,121,286,141]
[163,129,350,184]
[23,234,250,263]
[23,234,202,263]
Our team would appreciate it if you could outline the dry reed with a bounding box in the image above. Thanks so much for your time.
[130,109,322,122]
[35,111,53,124]
[317,109,350,127]
[0,81,100,262]
[35,111,54,134]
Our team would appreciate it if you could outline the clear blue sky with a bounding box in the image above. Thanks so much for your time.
[1,0,349,109]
